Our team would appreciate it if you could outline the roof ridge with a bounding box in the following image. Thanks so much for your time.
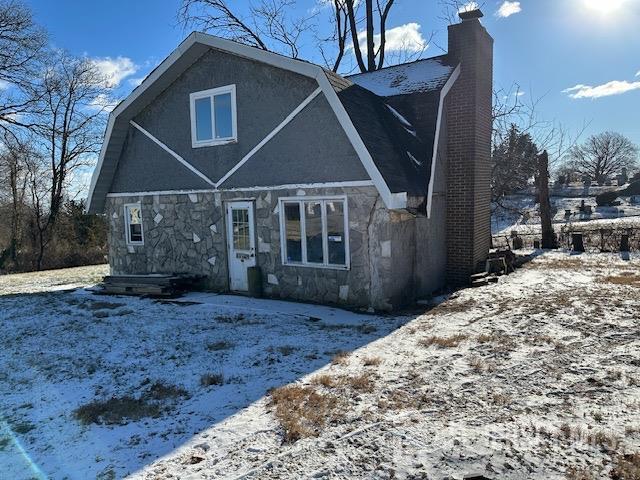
[345,54,450,78]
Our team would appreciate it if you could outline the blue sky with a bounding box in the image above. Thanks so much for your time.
[26,0,640,149]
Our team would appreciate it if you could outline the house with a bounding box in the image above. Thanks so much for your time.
[87,9,493,311]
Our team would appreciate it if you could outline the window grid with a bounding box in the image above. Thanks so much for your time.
[190,85,237,148]
[279,197,349,270]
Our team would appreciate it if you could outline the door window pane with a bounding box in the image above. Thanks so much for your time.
[305,202,324,264]
[326,201,345,265]
[214,92,233,139]
[195,97,213,141]
[284,203,302,263]
[232,208,250,251]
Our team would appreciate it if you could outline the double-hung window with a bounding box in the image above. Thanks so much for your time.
[124,204,144,245]
[190,84,237,147]
[279,197,349,269]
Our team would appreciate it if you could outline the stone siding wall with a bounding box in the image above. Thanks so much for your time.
[106,186,419,310]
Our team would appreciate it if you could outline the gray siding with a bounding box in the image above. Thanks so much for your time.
[109,48,369,193]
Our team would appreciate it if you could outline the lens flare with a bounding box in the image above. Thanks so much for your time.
[584,0,625,14]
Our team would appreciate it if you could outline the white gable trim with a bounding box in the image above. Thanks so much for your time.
[104,180,376,199]
[216,87,322,187]
[87,32,407,212]
[426,64,461,218]
[130,120,217,187]
[315,73,407,210]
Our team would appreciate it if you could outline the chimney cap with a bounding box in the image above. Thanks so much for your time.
[458,8,484,21]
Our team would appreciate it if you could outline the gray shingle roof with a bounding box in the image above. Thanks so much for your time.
[326,56,457,196]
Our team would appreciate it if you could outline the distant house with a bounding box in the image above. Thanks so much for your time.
[87,9,493,311]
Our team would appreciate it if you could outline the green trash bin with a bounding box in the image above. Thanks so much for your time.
[247,266,263,298]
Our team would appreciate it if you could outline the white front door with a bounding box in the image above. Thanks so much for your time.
[226,201,256,292]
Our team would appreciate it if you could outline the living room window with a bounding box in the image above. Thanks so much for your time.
[279,197,349,269]
[124,204,144,245]
[190,84,237,147]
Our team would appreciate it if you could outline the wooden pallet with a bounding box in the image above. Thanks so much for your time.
[98,274,203,297]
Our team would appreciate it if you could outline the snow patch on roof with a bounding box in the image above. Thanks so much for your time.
[348,57,455,97]
[407,151,422,166]
[386,104,416,137]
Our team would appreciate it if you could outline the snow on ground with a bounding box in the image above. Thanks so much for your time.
[0,264,108,295]
[492,195,640,235]
[2,255,640,479]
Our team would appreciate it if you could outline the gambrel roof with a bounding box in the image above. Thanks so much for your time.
[87,32,458,214]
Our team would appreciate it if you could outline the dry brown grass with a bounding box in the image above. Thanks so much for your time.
[312,373,375,393]
[611,453,640,480]
[269,385,342,443]
[200,372,224,387]
[565,466,598,480]
[331,351,350,365]
[528,257,583,271]
[312,374,337,388]
[363,356,382,367]
[492,393,511,406]
[603,274,640,287]
[428,298,476,315]
[377,388,430,412]
[419,334,468,349]
[469,356,486,373]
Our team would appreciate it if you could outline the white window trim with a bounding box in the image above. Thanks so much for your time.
[278,196,350,271]
[124,203,144,246]
[189,84,237,148]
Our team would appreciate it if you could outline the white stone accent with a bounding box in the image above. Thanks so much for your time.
[207,256,217,266]
[214,194,221,207]
[273,204,279,215]
[154,213,163,224]
[296,189,306,196]
[209,224,218,234]
[267,274,279,285]
[297,275,302,286]
[112,212,118,219]
[339,285,349,301]
[258,240,271,253]
[127,245,135,254]
[381,240,391,258]
[188,193,198,203]
[193,233,201,243]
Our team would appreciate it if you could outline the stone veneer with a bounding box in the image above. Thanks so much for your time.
[106,186,419,310]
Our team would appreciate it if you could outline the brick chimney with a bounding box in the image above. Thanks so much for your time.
[445,9,494,286]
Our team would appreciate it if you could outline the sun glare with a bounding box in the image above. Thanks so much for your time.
[584,0,625,14]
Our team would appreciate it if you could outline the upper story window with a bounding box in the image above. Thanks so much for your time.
[190,85,237,148]
[124,203,144,245]
[278,197,350,270]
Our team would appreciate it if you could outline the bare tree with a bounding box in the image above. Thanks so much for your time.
[567,132,639,185]
[0,0,47,134]
[28,52,110,270]
[178,0,404,73]
[0,131,33,268]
